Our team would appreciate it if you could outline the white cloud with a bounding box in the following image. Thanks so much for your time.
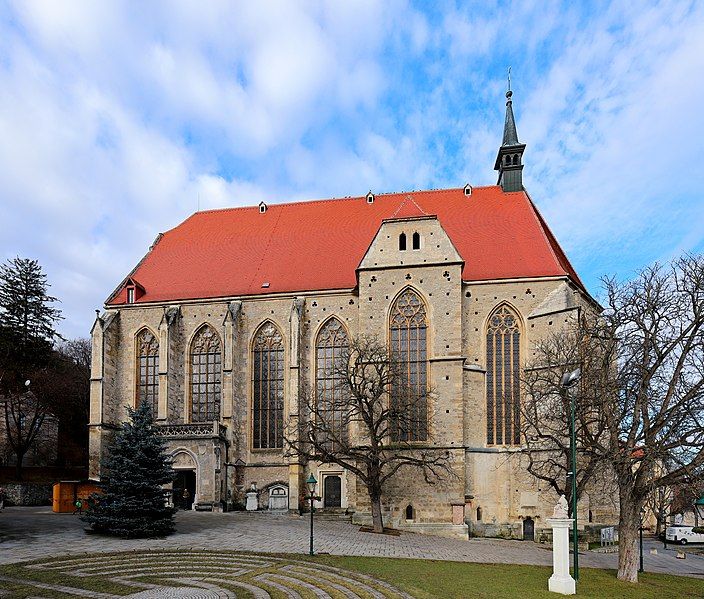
[0,0,703,337]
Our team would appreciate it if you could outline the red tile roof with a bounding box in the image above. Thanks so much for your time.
[107,186,584,305]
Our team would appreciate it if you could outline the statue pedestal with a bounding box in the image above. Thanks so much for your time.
[245,491,258,511]
[547,517,575,595]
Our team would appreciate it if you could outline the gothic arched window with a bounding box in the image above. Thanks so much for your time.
[316,318,349,449]
[190,325,221,422]
[412,232,420,250]
[486,305,521,445]
[389,288,428,442]
[136,328,159,415]
[252,322,284,449]
[399,232,407,251]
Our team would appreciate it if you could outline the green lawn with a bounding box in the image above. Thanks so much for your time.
[310,555,704,599]
[0,551,702,598]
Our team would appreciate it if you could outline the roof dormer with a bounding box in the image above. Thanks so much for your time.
[124,278,145,304]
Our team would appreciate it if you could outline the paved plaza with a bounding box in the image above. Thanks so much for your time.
[1,507,703,581]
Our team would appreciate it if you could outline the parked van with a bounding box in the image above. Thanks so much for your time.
[666,525,704,545]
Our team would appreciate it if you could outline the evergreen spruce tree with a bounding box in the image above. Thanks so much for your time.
[83,401,175,538]
[0,257,62,374]
[0,257,62,479]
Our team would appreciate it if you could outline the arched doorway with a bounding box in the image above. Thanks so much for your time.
[523,517,535,541]
[173,470,196,510]
[323,475,342,508]
[172,450,197,510]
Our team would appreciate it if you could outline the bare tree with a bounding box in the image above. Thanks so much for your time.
[669,478,704,525]
[2,383,48,479]
[646,484,674,536]
[0,339,91,477]
[522,320,612,512]
[286,335,453,533]
[601,257,704,582]
[524,255,704,583]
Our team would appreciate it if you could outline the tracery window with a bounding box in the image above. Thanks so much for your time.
[136,328,159,415]
[190,325,221,422]
[316,318,349,449]
[252,322,284,449]
[486,305,521,445]
[389,288,428,442]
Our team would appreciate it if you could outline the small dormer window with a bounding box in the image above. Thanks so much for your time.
[259,202,267,213]
[127,288,135,304]
[463,184,472,196]
[366,191,374,204]
[399,232,407,251]
[412,232,420,250]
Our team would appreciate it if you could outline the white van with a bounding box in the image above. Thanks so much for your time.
[666,525,704,545]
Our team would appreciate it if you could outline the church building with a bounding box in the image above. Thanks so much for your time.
[89,91,610,539]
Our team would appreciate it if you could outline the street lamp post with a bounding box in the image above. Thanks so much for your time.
[560,368,581,582]
[306,474,318,556]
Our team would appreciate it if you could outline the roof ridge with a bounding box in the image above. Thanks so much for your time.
[190,185,502,217]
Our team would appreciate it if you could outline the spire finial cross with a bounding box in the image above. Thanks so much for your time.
[506,66,512,99]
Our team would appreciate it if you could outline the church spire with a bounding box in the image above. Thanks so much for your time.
[494,70,526,192]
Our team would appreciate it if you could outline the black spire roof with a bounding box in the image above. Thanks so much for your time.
[502,90,519,146]
[494,83,526,192]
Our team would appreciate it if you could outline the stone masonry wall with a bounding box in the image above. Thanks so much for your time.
[90,214,616,535]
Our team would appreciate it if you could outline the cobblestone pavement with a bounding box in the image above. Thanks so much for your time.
[0,550,414,598]
[1,507,702,580]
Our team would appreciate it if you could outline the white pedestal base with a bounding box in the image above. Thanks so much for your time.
[547,517,576,595]
[548,574,576,595]
[245,491,258,511]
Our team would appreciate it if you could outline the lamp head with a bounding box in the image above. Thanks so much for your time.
[306,474,317,494]
[560,368,581,389]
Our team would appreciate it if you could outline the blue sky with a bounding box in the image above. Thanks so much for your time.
[1,1,703,338]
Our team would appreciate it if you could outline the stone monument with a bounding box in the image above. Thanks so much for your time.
[546,495,575,595]
[245,482,258,511]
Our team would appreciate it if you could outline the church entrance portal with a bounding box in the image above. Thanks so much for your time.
[323,475,342,508]
[174,470,196,510]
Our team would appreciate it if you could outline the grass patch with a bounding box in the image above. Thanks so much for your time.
[307,555,704,599]
[0,550,702,598]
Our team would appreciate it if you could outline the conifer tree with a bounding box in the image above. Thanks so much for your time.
[0,257,62,479]
[0,257,62,374]
[83,401,175,538]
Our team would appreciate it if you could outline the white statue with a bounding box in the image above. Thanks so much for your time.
[246,482,258,511]
[552,495,569,519]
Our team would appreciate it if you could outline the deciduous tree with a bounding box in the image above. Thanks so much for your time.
[286,335,453,533]
[523,255,704,583]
